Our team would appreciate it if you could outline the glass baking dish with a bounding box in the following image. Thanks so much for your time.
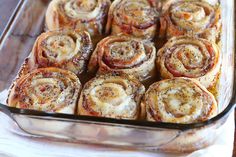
[0,0,235,153]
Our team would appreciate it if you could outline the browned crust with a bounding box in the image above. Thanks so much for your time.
[159,0,221,42]
[8,67,81,114]
[78,73,145,120]
[156,36,221,89]
[105,0,160,39]
[143,77,218,123]
[88,34,156,81]
[25,29,93,76]
[45,0,111,36]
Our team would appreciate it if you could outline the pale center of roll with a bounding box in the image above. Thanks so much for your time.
[171,2,212,31]
[171,45,205,70]
[178,45,204,67]
[151,81,205,123]
[114,0,158,26]
[43,35,79,62]
[90,83,137,117]
[107,40,146,68]
[64,0,100,19]
[26,77,73,111]
[125,1,151,23]
[174,4,205,21]
[31,78,61,99]
[164,39,213,78]
[161,87,201,117]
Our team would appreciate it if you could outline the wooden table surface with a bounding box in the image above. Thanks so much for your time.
[0,0,235,156]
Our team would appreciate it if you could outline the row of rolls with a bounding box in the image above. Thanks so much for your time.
[7,0,222,124]
[45,0,221,42]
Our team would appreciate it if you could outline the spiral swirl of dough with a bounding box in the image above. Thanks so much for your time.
[160,0,221,42]
[88,35,156,81]
[8,68,81,114]
[28,30,92,75]
[157,36,221,88]
[143,78,217,124]
[106,0,160,39]
[46,0,111,36]
[78,73,145,119]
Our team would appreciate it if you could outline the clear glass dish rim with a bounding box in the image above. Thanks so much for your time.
[0,0,235,131]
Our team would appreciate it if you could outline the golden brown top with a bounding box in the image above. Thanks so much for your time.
[145,78,217,123]
[30,30,92,75]
[78,73,145,119]
[8,67,81,114]
[157,36,220,78]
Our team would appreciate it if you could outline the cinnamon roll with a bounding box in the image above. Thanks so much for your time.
[78,73,145,119]
[8,67,81,114]
[106,0,160,39]
[156,36,221,89]
[88,35,156,81]
[143,78,217,124]
[27,30,92,75]
[45,0,111,36]
[160,0,221,42]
